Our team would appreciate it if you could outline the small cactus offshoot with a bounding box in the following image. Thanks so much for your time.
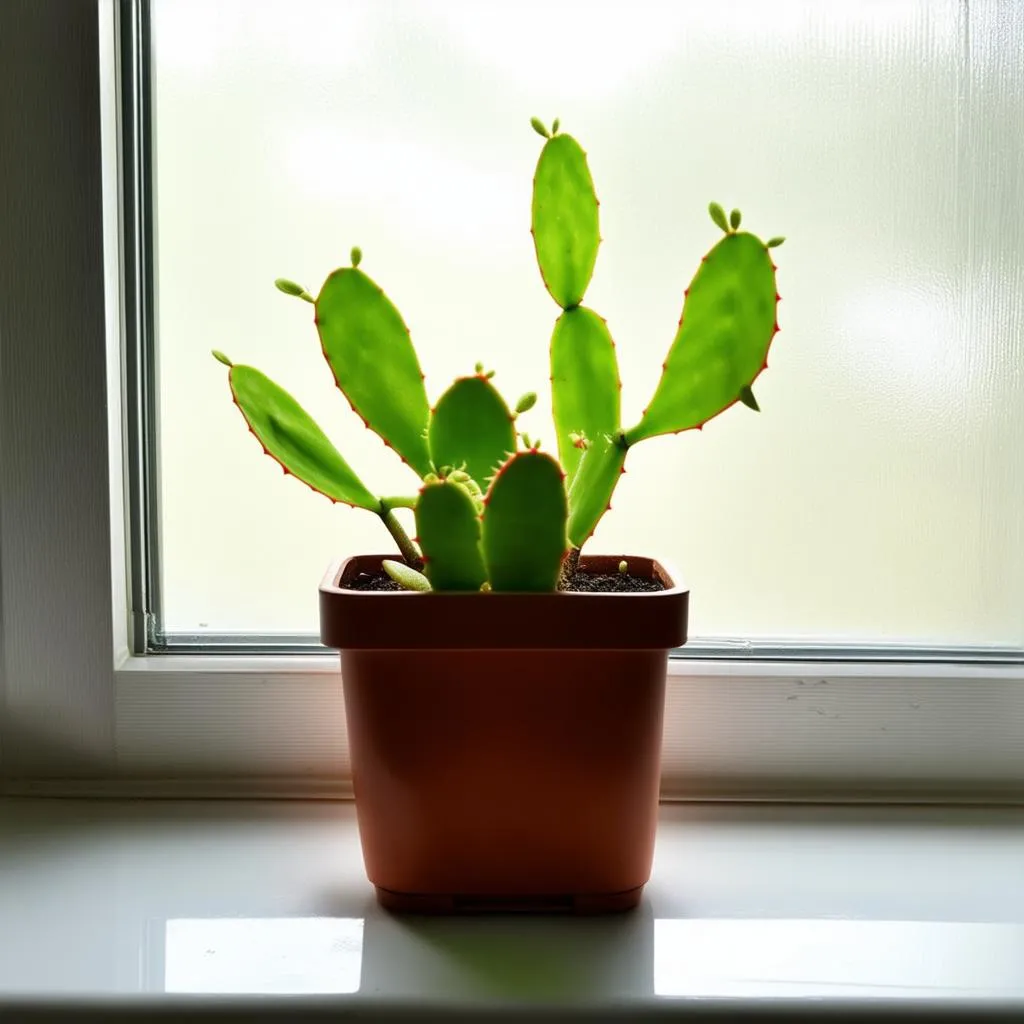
[215,117,785,592]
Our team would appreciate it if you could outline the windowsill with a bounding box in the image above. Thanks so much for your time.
[1,800,1023,1021]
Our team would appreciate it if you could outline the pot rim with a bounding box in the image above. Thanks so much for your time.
[319,554,689,651]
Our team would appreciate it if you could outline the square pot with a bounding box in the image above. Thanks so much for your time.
[320,554,688,913]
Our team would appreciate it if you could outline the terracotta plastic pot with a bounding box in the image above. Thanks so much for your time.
[320,554,688,914]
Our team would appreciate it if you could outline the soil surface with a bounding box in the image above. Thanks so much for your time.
[346,572,404,592]
[345,570,664,593]
[563,571,664,593]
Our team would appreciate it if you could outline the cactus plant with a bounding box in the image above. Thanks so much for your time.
[215,117,784,593]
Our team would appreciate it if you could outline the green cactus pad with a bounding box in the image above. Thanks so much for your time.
[315,267,432,477]
[482,451,568,592]
[625,231,779,444]
[550,306,621,484]
[481,450,569,589]
[531,133,600,310]
[382,558,431,592]
[566,434,627,548]
[415,479,487,592]
[228,364,378,510]
[428,376,517,487]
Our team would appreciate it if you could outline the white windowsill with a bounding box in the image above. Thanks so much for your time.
[1,801,1023,1021]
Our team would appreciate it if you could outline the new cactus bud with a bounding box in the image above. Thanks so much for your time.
[729,208,742,230]
[514,392,537,414]
[767,236,786,248]
[211,349,233,367]
[274,278,314,303]
[618,560,628,574]
[350,246,363,267]
[708,202,730,234]
[530,116,551,139]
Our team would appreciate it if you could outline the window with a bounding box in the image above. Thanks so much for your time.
[2,0,1023,798]
[146,0,1024,652]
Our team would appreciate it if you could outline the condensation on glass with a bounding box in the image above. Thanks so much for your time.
[150,0,1024,645]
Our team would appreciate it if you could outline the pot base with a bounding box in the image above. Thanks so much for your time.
[375,885,644,915]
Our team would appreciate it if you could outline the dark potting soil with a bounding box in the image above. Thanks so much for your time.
[563,571,664,593]
[345,570,665,593]
[346,572,405,592]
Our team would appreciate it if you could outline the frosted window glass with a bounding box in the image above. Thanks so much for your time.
[151,0,1024,645]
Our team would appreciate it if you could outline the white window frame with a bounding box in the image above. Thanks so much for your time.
[2,0,1023,802]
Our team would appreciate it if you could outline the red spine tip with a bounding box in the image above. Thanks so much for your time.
[775,293,782,302]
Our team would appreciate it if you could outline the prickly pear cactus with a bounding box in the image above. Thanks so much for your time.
[482,449,568,592]
[530,121,783,550]
[531,121,623,494]
[531,124,600,309]
[428,373,517,488]
[315,249,433,478]
[218,355,377,511]
[415,478,487,592]
[215,117,785,593]
[626,210,780,443]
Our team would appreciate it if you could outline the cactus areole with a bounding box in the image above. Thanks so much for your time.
[216,117,786,913]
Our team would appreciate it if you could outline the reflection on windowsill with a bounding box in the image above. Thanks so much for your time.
[161,915,1024,1002]
[164,917,363,995]
[654,919,1024,999]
